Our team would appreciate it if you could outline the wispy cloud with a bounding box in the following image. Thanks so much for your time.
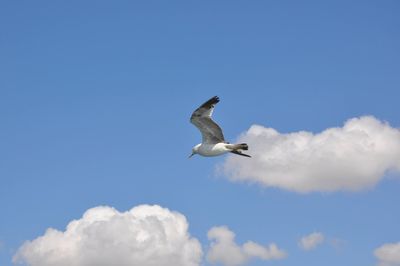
[13,205,203,266]
[298,232,325,251]
[374,242,400,266]
[222,116,400,193]
[206,226,287,266]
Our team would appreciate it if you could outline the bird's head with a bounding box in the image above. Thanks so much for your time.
[189,144,201,158]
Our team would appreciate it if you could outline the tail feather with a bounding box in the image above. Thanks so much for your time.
[226,143,248,150]
[227,143,251,157]
[238,143,248,150]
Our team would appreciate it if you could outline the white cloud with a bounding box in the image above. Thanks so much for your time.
[206,226,287,266]
[222,116,400,193]
[299,232,325,251]
[13,205,202,266]
[374,242,400,266]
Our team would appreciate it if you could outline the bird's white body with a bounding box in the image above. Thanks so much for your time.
[193,143,230,157]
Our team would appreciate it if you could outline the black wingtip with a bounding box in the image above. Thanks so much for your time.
[200,96,220,108]
[230,150,252,158]
[208,96,220,104]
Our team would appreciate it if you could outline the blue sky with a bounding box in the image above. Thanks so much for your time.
[1,1,399,266]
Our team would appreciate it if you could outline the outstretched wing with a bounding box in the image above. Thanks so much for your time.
[190,96,225,144]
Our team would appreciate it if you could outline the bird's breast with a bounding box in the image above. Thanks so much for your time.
[198,143,229,157]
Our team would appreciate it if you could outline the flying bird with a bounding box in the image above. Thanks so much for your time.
[189,96,251,158]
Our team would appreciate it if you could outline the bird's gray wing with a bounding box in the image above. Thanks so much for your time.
[190,96,225,144]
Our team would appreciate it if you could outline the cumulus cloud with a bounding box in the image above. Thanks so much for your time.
[299,232,325,250]
[206,226,287,266]
[222,116,400,193]
[374,242,400,266]
[13,205,202,266]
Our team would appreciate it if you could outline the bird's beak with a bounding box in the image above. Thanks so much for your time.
[188,153,195,158]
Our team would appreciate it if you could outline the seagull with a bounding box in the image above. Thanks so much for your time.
[189,96,251,158]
